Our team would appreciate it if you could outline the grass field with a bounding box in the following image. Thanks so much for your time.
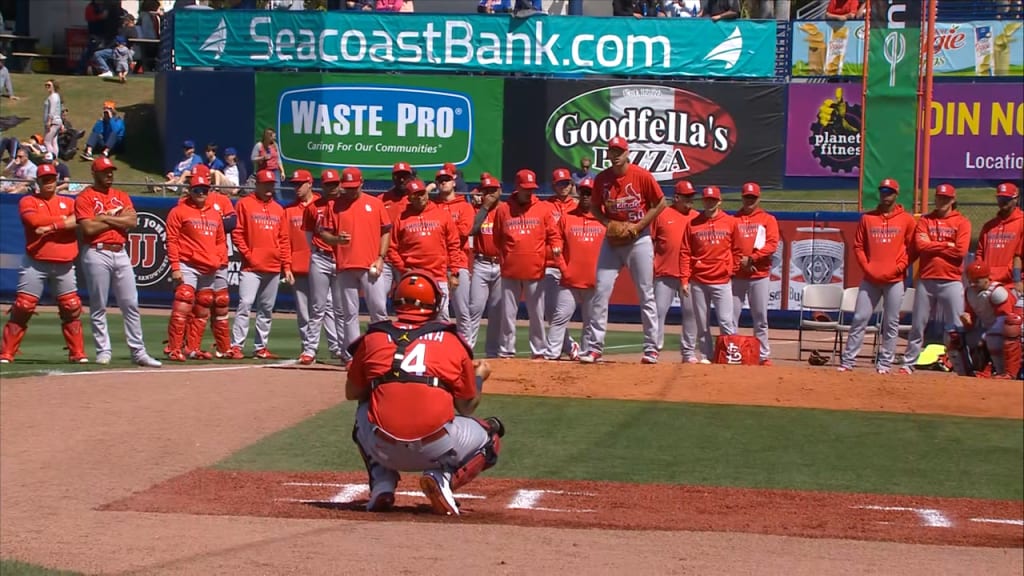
[217,395,1024,500]
[0,310,644,378]
[0,560,81,576]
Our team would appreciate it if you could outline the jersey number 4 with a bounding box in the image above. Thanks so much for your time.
[398,342,427,374]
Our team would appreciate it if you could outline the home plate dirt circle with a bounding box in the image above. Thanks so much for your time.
[104,469,1024,548]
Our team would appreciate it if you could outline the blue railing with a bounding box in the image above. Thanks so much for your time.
[937,0,1023,22]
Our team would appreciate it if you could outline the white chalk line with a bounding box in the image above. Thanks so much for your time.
[970,518,1024,526]
[36,360,297,378]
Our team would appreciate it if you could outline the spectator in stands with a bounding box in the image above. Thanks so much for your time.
[204,143,226,173]
[375,0,403,10]
[659,0,702,16]
[59,108,87,160]
[93,35,133,82]
[0,134,18,164]
[23,135,50,164]
[42,80,63,158]
[139,1,163,39]
[39,152,72,193]
[153,139,202,193]
[479,0,510,12]
[573,157,595,183]
[1,149,37,194]
[759,0,789,20]
[826,0,864,20]
[217,147,247,196]
[0,54,18,101]
[614,0,658,17]
[703,0,739,20]
[345,0,374,9]
[80,102,126,160]
[78,0,109,75]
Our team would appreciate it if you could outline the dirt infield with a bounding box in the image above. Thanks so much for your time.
[1,357,1022,574]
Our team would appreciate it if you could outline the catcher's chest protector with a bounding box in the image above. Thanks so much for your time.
[366,322,461,391]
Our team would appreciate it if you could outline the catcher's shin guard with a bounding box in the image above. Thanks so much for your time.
[167,284,195,353]
[351,420,398,494]
[212,288,232,354]
[0,292,38,360]
[1001,314,1022,378]
[56,292,86,360]
[944,327,973,377]
[186,289,214,353]
[451,418,504,491]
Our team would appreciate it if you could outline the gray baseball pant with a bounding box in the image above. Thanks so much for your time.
[303,250,342,357]
[732,277,772,361]
[840,280,904,370]
[500,278,544,357]
[80,246,149,360]
[902,278,964,365]
[691,281,736,360]
[231,270,280,351]
[337,268,391,351]
[542,266,576,358]
[587,236,659,355]
[654,276,698,360]
[18,256,77,299]
[450,268,472,341]
[467,258,503,357]
[547,286,595,358]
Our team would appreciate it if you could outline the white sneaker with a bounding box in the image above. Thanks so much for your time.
[136,355,163,368]
[699,358,711,365]
[419,470,458,516]
[98,71,114,78]
[96,352,112,365]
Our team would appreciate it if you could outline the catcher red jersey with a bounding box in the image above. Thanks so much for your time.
[166,198,226,274]
[348,323,476,439]
[20,193,78,262]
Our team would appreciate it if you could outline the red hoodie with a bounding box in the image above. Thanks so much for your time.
[912,209,971,281]
[976,207,1024,285]
[493,194,561,281]
[733,207,780,280]
[854,205,916,284]
[433,194,475,272]
[679,210,742,285]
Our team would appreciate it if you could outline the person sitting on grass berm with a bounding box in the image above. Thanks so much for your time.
[80,102,126,161]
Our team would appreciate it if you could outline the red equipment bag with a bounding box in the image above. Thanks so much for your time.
[713,335,760,365]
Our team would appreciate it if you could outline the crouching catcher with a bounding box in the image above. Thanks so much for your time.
[949,261,1022,378]
[346,270,505,516]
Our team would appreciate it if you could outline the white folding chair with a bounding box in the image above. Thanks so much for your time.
[798,284,844,361]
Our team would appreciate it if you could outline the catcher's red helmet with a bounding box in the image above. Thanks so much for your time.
[392,271,442,320]
[966,260,990,281]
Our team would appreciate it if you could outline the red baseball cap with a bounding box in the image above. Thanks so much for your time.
[36,163,58,178]
[552,168,572,183]
[406,179,427,194]
[515,169,539,190]
[393,162,412,174]
[480,176,501,190]
[443,162,458,175]
[741,182,761,197]
[967,260,990,281]
[192,163,210,177]
[321,169,340,184]
[190,173,211,188]
[702,186,722,200]
[578,177,594,191]
[608,136,629,151]
[255,169,277,184]
[879,178,900,194]
[674,181,696,196]
[935,183,956,198]
[289,169,313,184]
[435,169,453,181]
[480,171,492,180]
[997,182,1019,198]
[341,167,362,189]
[91,156,117,172]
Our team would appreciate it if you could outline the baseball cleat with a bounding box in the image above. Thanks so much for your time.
[699,358,711,365]
[366,490,395,512]
[579,351,602,364]
[641,351,659,364]
[682,357,698,364]
[223,346,245,360]
[876,367,891,375]
[482,416,505,438]
[96,352,112,365]
[897,365,914,375]
[136,355,163,368]
[836,365,853,372]
[420,471,459,516]
[187,349,213,360]
[0,358,11,364]
[69,356,89,364]
[254,348,279,360]
[166,350,187,362]
[298,353,316,366]
[759,359,773,367]
[569,341,580,362]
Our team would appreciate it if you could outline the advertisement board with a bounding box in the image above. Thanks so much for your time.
[505,80,785,187]
[174,10,778,77]
[255,72,504,181]
[786,82,1024,181]
[791,20,1023,77]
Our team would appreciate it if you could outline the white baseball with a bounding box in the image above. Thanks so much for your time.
[370,265,379,276]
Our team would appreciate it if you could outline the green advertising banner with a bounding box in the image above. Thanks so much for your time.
[254,73,504,181]
[176,10,778,78]
[860,0,923,208]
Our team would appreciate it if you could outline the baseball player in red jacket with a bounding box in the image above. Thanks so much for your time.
[543,168,581,361]
[347,271,504,516]
[0,164,87,364]
[547,178,605,360]
[680,186,741,362]
[651,181,700,361]
[387,179,465,321]
[976,182,1023,297]
[587,137,667,364]
[958,260,1021,378]
[732,182,780,366]
[300,169,344,365]
[466,176,504,357]
[838,179,916,373]
[493,169,562,359]
[431,169,476,340]
[900,184,971,373]
[376,162,414,303]
[227,169,294,359]
[164,174,227,362]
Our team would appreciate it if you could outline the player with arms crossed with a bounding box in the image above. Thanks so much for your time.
[838,179,916,374]
[466,175,505,357]
[976,182,1023,299]
[347,271,505,516]
[163,174,226,362]
[650,181,700,361]
[953,261,1022,379]
[75,157,161,367]
[900,184,971,373]
[587,137,666,364]
[0,164,87,364]
[732,182,780,366]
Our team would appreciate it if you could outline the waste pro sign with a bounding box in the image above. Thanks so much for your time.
[255,73,503,180]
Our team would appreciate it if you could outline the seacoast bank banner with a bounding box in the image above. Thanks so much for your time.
[174,10,777,77]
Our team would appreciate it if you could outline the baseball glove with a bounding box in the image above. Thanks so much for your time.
[808,350,830,366]
[605,220,638,246]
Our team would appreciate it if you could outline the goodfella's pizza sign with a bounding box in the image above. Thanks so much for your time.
[546,84,738,183]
